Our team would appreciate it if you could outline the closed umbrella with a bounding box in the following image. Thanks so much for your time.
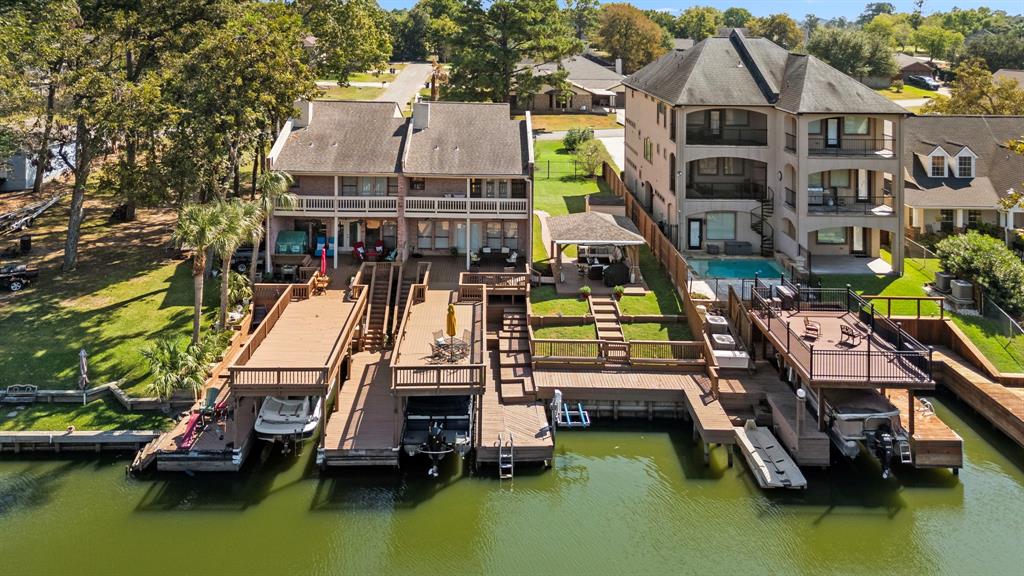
[446,304,457,361]
[320,244,327,276]
[78,348,89,405]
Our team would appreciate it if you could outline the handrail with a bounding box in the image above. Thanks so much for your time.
[685,126,768,146]
[807,192,894,215]
[808,136,895,157]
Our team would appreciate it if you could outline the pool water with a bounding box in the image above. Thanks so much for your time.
[688,257,785,279]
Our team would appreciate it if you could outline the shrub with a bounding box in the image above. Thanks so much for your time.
[579,285,592,298]
[575,140,602,176]
[613,285,625,298]
[892,79,904,92]
[936,231,1024,315]
[563,127,594,152]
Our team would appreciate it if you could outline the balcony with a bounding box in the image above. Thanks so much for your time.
[808,136,895,158]
[687,181,765,201]
[404,197,529,218]
[785,132,796,152]
[806,190,894,216]
[275,195,397,216]
[686,126,768,147]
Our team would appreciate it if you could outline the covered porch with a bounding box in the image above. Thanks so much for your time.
[546,211,647,296]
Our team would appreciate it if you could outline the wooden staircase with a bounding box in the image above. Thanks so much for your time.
[363,263,394,351]
[590,296,624,341]
[497,307,536,404]
[391,266,416,334]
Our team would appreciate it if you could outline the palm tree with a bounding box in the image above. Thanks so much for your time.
[213,199,262,328]
[141,337,206,402]
[174,203,225,345]
[253,171,296,282]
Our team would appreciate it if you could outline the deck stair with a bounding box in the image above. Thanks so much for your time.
[391,266,418,334]
[363,263,395,351]
[589,296,624,343]
[128,437,161,475]
[497,432,514,479]
[498,307,536,403]
[750,187,775,258]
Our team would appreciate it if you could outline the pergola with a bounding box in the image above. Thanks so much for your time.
[546,211,646,289]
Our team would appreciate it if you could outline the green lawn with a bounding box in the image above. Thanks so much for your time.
[617,247,684,316]
[622,322,693,341]
[533,140,617,217]
[876,84,937,100]
[529,285,590,316]
[0,397,173,431]
[533,323,597,340]
[532,215,551,275]
[516,113,621,132]
[950,315,1024,372]
[317,84,384,100]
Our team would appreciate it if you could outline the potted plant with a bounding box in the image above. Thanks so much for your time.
[613,285,625,300]
[579,285,592,300]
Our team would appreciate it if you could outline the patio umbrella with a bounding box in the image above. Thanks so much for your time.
[446,303,457,361]
[78,348,89,405]
[320,245,327,276]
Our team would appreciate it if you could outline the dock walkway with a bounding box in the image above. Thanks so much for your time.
[320,351,399,467]
[885,388,963,469]
[934,347,1024,449]
[477,353,553,465]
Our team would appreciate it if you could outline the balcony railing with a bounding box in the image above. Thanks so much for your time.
[404,197,529,217]
[276,195,397,215]
[686,126,768,146]
[807,191,894,216]
[808,136,895,157]
[784,187,796,208]
[785,132,796,152]
[687,181,765,201]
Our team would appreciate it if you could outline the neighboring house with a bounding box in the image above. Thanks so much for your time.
[994,69,1024,90]
[266,99,534,270]
[902,115,1024,242]
[515,56,625,112]
[0,141,74,193]
[895,53,935,81]
[622,28,909,273]
[673,38,694,51]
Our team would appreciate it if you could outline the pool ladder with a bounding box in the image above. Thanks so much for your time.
[498,432,514,480]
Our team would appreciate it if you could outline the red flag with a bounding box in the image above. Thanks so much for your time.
[320,244,327,275]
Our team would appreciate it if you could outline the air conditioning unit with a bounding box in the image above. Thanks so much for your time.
[950,279,973,301]
[934,271,955,293]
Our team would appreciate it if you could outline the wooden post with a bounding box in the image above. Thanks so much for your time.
[795,389,805,451]
[817,387,825,431]
[908,389,916,436]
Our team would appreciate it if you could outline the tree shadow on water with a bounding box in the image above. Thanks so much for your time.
[0,458,91,517]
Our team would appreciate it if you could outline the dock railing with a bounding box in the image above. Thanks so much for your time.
[751,275,933,385]
[531,337,704,368]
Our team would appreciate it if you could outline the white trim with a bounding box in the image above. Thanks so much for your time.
[266,119,293,171]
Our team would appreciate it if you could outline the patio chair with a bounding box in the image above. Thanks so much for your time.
[432,330,446,347]
[803,317,821,340]
[505,250,518,266]
[840,324,861,346]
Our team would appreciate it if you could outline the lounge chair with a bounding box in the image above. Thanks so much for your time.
[803,317,821,340]
[199,387,220,417]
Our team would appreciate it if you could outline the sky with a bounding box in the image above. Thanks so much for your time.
[376,0,1023,21]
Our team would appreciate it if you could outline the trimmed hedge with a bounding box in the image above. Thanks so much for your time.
[936,231,1024,315]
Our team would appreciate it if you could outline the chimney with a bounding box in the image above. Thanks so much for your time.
[293,99,313,128]
[413,101,430,130]
[614,58,623,75]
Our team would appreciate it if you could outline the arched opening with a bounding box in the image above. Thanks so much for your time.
[807,169,892,215]
[804,225,894,274]
[685,108,768,146]
[686,158,767,200]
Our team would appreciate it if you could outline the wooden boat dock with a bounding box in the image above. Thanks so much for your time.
[0,430,160,453]
[476,351,553,466]
[319,351,400,467]
[932,347,1024,450]
[885,388,963,469]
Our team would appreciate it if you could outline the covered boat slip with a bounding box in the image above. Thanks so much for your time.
[320,351,400,467]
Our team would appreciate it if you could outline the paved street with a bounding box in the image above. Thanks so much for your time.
[378,62,432,104]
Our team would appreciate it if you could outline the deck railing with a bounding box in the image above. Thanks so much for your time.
[807,136,895,157]
[459,271,529,293]
[404,197,529,216]
[531,337,704,367]
[276,195,398,215]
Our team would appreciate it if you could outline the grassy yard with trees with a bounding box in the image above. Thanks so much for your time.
[0,397,173,432]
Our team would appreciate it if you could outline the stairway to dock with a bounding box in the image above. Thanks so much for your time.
[590,296,624,342]
[497,307,537,404]
[363,263,395,351]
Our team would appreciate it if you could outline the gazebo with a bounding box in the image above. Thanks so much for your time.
[546,211,647,295]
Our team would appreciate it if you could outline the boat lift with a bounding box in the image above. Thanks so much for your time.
[551,389,591,428]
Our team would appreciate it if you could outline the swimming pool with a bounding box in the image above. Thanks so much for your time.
[688,257,785,278]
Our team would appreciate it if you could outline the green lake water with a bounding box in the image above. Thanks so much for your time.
[1,391,1022,575]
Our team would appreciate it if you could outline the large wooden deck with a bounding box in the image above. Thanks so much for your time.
[477,352,553,465]
[533,368,734,445]
[320,352,400,467]
[243,290,356,371]
[885,388,963,469]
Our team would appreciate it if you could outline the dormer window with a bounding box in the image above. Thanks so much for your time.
[931,156,946,178]
[957,155,974,178]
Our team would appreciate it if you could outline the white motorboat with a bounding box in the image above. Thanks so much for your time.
[255,396,322,443]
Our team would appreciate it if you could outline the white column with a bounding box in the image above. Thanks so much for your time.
[955,208,965,230]
[465,216,471,270]
[332,215,339,269]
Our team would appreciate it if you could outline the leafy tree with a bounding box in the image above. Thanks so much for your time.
[563,127,593,152]
[213,200,262,328]
[574,139,602,177]
[0,10,33,164]
[642,9,676,36]
[803,14,822,36]
[913,24,963,62]
[936,231,1024,315]
[141,337,206,402]
[866,13,913,53]
[254,171,296,281]
[908,0,924,30]
[565,0,600,40]
[942,7,1009,37]
[175,203,226,345]
[675,6,722,42]
[595,3,669,74]
[722,7,752,29]
[298,0,392,83]
[750,14,803,50]
[923,58,1024,115]
[857,2,894,26]
[515,65,568,110]
[390,9,427,61]
[444,0,579,103]
[965,33,1024,72]
[807,27,896,78]
[417,0,463,61]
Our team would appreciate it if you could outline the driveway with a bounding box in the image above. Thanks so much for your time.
[598,136,624,171]
[378,62,433,104]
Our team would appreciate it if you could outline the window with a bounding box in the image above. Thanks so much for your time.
[668,154,676,192]
[485,180,496,198]
[497,180,509,198]
[843,116,869,135]
[670,110,677,141]
[958,156,974,178]
[511,180,526,197]
[725,109,749,126]
[555,92,572,109]
[382,222,397,248]
[643,138,653,162]
[434,220,450,249]
[342,176,357,195]
[470,179,482,197]
[816,228,847,245]
[830,170,850,188]
[706,212,736,240]
[410,177,425,190]
[290,175,300,189]
[417,221,432,249]
[808,172,823,189]
[931,156,946,177]
[968,210,981,226]
[656,101,666,127]
[808,120,821,134]
[723,158,744,176]
[486,222,502,248]
[503,221,519,249]
[387,177,399,196]
[698,158,718,175]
